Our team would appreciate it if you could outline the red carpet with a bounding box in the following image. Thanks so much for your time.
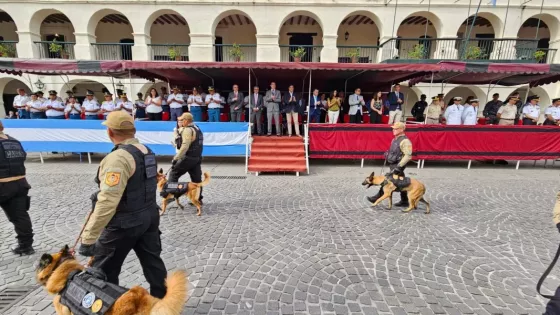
[248,136,307,173]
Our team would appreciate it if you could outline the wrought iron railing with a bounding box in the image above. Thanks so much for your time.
[91,43,134,60]
[148,44,189,61]
[214,44,256,62]
[0,41,18,58]
[280,45,322,62]
[35,41,76,59]
[380,38,553,63]
[337,46,379,63]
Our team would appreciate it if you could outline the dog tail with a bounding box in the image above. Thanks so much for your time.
[150,270,188,315]
[196,172,210,187]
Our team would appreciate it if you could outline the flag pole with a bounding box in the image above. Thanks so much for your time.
[462,0,483,59]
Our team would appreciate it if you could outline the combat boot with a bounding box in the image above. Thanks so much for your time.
[11,244,35,256]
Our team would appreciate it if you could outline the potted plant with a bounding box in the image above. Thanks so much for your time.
[465,46,483,60]
[346,48,360,63]
[290,47,306,62]
[229,43,244,62]
[0,44,16,57]
[168,46,181,61]
[534,50,546,62]
[408,44,426,59]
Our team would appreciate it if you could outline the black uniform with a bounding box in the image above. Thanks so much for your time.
[169,125,204,201]
[368,135,410,206]
[0,134,34,255]
[90,144,167,298]
[411,100,427,122]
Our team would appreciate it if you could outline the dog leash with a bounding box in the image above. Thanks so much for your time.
[537,243,560,299]
[69,209,94,257]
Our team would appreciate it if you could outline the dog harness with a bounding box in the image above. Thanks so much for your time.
[160,182,189,198]
[384,174,411,191]
[60,268,127,315]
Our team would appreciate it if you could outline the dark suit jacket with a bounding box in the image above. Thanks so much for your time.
[227,92,244,112]
[248,93,264,111]
[387,92,404,111]
[282,91,299,113]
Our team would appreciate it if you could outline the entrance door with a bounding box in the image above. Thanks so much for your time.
[289,34,313,62]
[120,38,134,60]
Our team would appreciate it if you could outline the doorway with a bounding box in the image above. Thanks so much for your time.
[288,33,314,62]
[215,36,223,62]
[119,38,134,60]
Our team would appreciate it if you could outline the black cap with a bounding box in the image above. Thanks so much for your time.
[48,90,57,95]
[493,93,499,97]
[527,95,540,102]
[104,92,113,97]
[66,90,73,94]
[420,94,426,98]
[431,96,439,101]
[137,92,143,96]
[553,98,560,103]
[86,90,94,96]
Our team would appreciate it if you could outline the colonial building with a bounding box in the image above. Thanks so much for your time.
[0,0,559,117]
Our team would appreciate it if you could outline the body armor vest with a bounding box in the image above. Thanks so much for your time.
[0,135,26,179]
[386,135,408,165]
[186,125,203,157]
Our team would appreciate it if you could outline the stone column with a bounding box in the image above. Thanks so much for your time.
[320,35,338,63]
[15,31,41,58]
[188,34,214,62]
[256,34,280,62]
[131,33,151,61]
[73,32,96,60]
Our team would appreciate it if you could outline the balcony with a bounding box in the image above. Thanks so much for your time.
[380,38,556,63]
[214,44,256,62]
[0,41,18,58]
[337,46,379,63]
[92,43,134,60]
[148,44,189,61]
[280,45,322,62]
[35,41,76,59]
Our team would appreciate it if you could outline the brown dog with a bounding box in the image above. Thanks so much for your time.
[362,171,430,214]
[157,169,210,216]
[36,245,187,315]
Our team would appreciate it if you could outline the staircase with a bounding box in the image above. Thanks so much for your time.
[248,136,307,175]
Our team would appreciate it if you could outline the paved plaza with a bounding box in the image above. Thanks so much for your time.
[1,155,560,315]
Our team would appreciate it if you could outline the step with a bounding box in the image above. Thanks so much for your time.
[249,156,306,163]
[248,162,307,172]
[251,141,304,147]
[252,136,304,143]
[250,148,305,157]
[251,144,304,151]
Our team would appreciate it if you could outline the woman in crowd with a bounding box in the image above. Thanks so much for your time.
[327,90,341,124]
[145,88,162,121]
[369,91,383,124]
[319,93,327,123]
[188,87,204,122]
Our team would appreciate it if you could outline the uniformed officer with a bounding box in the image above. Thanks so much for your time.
[135,92,146,119]
[13,88,30,119]
[117,93,134,116]
[443,97,464,125]
[64,90,74,105]
[461,99,479,125]
[82,90,100,120]
[522,95,540,125]
[101,92,116,119]
[0,121,34,255]
[497,96,519,125]
[78,111,167,298]
[423,96,442,124]
[27,92,46,119]
[367,122,413,207]
[544,98,560,126]
[168,113,204,202]
[64,95,82,119]
[37,91,46,103]
[44,90,65,119]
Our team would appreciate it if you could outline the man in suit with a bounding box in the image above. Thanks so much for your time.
[309,89,322,123]
[282,85,301,137]
[264,82,282,136]
[228,84,244,122]
[348,88,365,123]
[248,86,264,135]
[387,84,405,124]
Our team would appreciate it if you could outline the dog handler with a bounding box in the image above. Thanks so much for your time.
[0,121,34,255]
[168,112,204,203]
[78,111,168,298]
[367,122,413,207]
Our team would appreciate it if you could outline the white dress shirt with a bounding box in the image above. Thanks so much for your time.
[188,95,203,108]
[444,104,464,125]
[44,99,65,117]
[82,99,100,116]
[65,102,82,115]
[28,100,45,113]
[522,104,540,120]
[545,106,560,120]
[206,93,222,109]
[146,96,163,113]
[101,101,116,116]
[461,105,478,125]
[168,93,184,109]
[13,95,29,109]
[119,101,134,115]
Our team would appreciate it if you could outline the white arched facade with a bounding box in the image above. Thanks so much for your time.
[0,77,32,117]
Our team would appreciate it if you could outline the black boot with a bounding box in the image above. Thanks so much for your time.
[11,244,35,256]
[367,188,384,203]
[394,191,409,207]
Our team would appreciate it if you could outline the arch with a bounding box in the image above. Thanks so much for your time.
[443,85,487,106]
[145,9,190,54]
[278,10,324,34]
[211,9,257,37]
[0,10,19,41]
[396,11,442,38]
[0,77,32,118]
[518,14,558,41]
[400,85,421,118]
[60,79,110,102]
[336,11,382,47]
[511,86,550,106]
[86,9,134,40]
[457,12,503,38]
[29,9,77,37]
[279,11,324,62]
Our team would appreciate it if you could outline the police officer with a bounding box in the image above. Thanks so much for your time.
[544,98,560,126]
[82,90,100,120]
[117,93,134,116]
[168,113,204,202]
[78,111,167,298]
[101,92,116,119]
[443,97,464,125]
[0,121,34,255]
[522,95,540,125]
[367,122,413,207]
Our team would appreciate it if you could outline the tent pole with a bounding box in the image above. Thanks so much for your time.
[128,70,135,120]
[306,70,312,175]
[193,68,215,86]
[424,72,434,124]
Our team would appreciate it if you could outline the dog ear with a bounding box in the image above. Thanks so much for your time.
[60,245,71,257]
[38,254,53,269]
[370,171,375,177]
[159,168,163,174]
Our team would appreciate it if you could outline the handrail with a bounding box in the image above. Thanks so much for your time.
[91,43,134,46]
[245,123,251,174]
[0,40,19,43]
[148,43,190,46]
[337,45,380,48]
[34,41,76,44]
[279,44,324,48]
[214,44,256,47]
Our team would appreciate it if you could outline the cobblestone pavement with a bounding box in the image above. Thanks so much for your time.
[1,157,560,315]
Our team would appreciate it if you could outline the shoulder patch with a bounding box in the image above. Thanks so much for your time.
[104,172,121,187]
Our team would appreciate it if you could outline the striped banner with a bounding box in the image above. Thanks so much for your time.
[0,120,249,156]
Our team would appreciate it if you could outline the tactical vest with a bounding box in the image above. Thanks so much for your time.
[60,268,128,315]
[0,135,26,179]
[186,125,203,157]
[161,182,189,197]
[94,144,157,226]
[386,135,408,165]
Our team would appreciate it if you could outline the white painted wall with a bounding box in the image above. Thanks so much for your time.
[216,24,257,44]
[337,23,379,46]
[279,23,323,45]
[150,23,190,44]
[95,22,133,43]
